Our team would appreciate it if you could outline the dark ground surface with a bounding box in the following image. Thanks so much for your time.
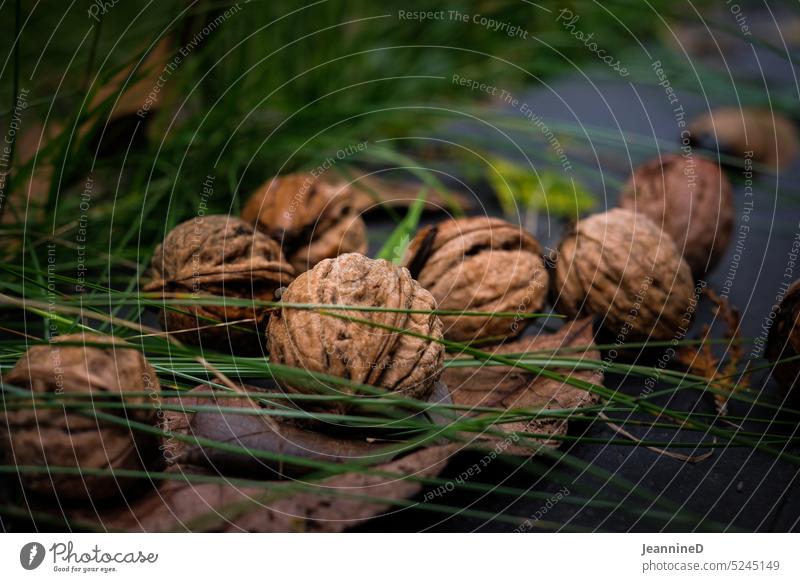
[357,28,800,532]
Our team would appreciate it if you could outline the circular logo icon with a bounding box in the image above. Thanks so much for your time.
[20,542,46,570]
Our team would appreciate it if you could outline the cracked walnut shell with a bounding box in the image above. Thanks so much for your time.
[145,215,294,353]
[267,253,444,413]
[1,334,160,501]
[619,154,734,275]
[402,216,549,342]
[553,208,696,341]
[242,173,368,272]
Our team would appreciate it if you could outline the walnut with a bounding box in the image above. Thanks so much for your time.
[1,334,160,501]
[145,215,294,354]
[553,209,696,341]
[688,107,798,170]
[766,279,800,401]
[267,253,444,413]
[242,173,368,272]
[402,216,548,342]
[618,154,734,275]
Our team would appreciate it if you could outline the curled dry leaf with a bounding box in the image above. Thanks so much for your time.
[1,334,161,501]
[553,208,697,342]
[267,253,445,413]
[678,288,746,417]
[161,385,389,478]
[102,444,458,532]
[618,154,734,276]
[443,319,602,451]
[403,216,549,343]
[242,173,368,272]
[688,107,799,171]
[145,215,294,354]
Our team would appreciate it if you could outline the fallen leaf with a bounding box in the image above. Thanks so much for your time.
[162,385,394,478]
[102,444,458,532]
[678,288,746,417]
[443,318,602,450]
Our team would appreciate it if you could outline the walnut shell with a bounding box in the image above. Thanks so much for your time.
[1,334,160,501]
[688,107,798,170]
[145,215,294,354]
[242,173,368,272]
[619,154,734,275]
[553,209,696,341]
[267,253,444,413]
[766,279,800,401]
[402,216,549,342]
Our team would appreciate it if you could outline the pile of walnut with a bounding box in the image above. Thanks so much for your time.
[1,154,748,517]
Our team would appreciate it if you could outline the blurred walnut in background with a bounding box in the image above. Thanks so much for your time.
[619,154,734,275]
[688,107,798,171]
[242,173,368,273]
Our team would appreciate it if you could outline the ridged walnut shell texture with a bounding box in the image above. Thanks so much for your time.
[619,154,734,275]
[688,107,799,170]
[145,215,294,354]
[766,279,800,401]
[402,216,549,342]
[1,334,160,501]
[242,173,368,273]
[267,253,444,413]
[553,209,696,341]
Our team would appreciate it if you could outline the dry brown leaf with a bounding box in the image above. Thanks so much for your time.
[443,318,602,451]
[102,444,458,532]
[86,38,173,129]
[678,288,746,417]
[1,121,64,229]
[162,385,392,478]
